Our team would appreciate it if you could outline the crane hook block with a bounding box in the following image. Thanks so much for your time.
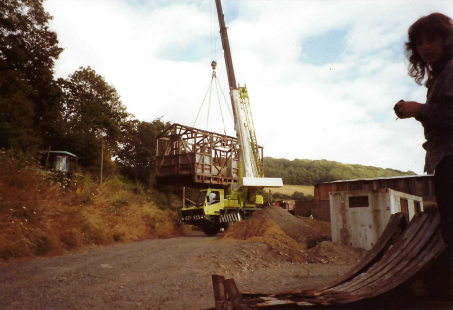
[211,60,217,70]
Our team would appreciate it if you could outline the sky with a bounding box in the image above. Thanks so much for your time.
[43,0,453,175]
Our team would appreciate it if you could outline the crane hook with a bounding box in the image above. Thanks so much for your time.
[211,60,217,78]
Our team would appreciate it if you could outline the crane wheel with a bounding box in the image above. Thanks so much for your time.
[202,225,220,236]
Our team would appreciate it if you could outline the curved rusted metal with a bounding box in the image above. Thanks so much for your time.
[211,212,446,309]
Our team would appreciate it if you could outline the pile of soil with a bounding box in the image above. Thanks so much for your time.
[222,219,305,263]
[250,206,330,249]
[297,216,332,236]
[305,241,367,265]
[220,206,366,266]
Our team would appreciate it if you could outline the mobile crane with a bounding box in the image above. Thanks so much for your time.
[176,0,283,235]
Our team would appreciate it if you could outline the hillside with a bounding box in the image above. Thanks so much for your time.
[264,157,416,185]
[0,151,183,260]
[265,184,314,196]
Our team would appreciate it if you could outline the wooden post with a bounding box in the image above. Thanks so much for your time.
[183,187,186,209]
[100,139,103,185]
[45,146,51,170]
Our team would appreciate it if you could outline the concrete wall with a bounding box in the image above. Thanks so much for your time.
[330,188,423,250]
[316,175,435,204]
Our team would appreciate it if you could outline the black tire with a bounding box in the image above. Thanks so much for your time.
[220,222,230,231]
[202,225,220,236]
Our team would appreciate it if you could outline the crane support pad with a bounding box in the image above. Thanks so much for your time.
[242,177,283,188]
[209,212,446,308]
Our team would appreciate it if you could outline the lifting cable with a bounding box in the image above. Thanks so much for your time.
[206,71,213,130]
[210,0,213,61]
[193,3,231,135]
[214,77,233,119]
[193,63,234,134]
[214,76,226,135]
[193,76,214,128]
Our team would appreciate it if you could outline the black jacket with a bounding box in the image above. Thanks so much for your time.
[416,58,453,173]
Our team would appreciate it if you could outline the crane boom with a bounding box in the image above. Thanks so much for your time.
[215,0,237,91]
[215,0,264,179]
[214,0,281,187]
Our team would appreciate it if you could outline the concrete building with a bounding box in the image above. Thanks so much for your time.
[295,175,435,222]
[329,188,423,250]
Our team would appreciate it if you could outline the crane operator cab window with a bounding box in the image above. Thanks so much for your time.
[196,191,207,207]
[207,191,221,205]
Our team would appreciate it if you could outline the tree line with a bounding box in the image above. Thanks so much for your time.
[264,158,416,185]
[0,0,169,184]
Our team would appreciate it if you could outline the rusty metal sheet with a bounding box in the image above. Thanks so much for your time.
[328,213,433,294]
[223,279,248,309]
[256,297,296,307]
[210,212,446,308]
[347,214,436,294]
[212,275,227,310]
[357,229,445,300]
[316,212,407,292]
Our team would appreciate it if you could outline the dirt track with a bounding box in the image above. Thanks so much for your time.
[0,231,352,310]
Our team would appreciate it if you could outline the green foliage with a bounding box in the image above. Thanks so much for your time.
[264,157,416,185]
[260,189,314,202]
[291,191,313,201]
[116,118,170,184]
[75,174,97,205]
[58,67,131,169]
[149,183,182,211]
[0,0,63,152]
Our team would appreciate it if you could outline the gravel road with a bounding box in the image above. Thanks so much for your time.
[0,231,352,310]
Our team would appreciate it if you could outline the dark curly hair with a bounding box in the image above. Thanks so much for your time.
[405,13,453,86]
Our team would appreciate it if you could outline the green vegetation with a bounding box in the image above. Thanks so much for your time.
[261,190,314,202]
[0,0,63,152]
[264,158,416,185]
[263,185,314,201]
[0,0,170,184]
[0,2,184,261]
[0,150,183,260]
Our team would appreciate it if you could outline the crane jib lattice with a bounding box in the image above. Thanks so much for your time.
[238,85,263,178]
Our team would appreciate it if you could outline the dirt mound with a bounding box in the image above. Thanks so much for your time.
[222,219,305,263]
[297,216,332,236]
[220,207,362,266]
[250,206,330,249]
[305,241,367,265]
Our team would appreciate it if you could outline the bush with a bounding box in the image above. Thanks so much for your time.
[0,151,183,261]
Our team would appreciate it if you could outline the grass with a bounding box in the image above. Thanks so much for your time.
[264,185,314,196]
[0,150,184,261]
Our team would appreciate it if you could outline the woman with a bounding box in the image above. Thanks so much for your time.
[395,12,453,299]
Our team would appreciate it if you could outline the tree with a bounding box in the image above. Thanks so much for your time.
[0,0,63,151]
[59,67,130,168]
[116,118,170,184]
[264,157,416,185]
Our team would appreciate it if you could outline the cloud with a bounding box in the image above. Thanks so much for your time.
[44,0,453,175]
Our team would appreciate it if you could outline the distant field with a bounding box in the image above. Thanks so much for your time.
[264,184,314,196]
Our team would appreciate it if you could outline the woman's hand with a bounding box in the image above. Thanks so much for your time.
[394,100,421,119]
